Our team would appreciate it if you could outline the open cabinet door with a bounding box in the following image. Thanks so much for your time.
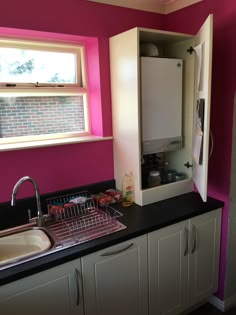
[192,14,213,201]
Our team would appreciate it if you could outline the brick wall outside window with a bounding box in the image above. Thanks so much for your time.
[0,95,85,138]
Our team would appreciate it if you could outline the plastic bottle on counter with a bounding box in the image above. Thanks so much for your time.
[122,172,134,207]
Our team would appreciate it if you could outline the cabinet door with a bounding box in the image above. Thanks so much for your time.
[188,209,221,306]
[0,259,83,315]
[110,28,142,206]
[81,235,148,315]
[148,220,188,315]
[192,14,213,201]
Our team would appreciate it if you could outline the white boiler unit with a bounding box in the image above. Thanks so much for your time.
[141,57,183,154]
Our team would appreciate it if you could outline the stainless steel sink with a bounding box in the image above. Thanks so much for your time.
[0,226,54,267]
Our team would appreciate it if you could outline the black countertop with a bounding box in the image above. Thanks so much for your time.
[0,184,224,286]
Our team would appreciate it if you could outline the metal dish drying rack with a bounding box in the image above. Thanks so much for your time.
[45,191,127,247]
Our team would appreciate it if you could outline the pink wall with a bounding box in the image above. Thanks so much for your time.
[165,0,236,299]
[1,141,114,201]
[0,1,164,202]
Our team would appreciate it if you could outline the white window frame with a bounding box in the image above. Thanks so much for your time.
[0,37,91,146]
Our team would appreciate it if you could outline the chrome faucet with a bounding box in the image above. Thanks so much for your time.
[11,176,45,227]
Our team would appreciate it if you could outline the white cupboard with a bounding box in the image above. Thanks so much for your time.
[81,234,148,315]
[0,209,221,315]
[148,208,221,315]
[0,259,84,315]
[148,220,188,315]
[110,15,213,205]
[188,210,221,307]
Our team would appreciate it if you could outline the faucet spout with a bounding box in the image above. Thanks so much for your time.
[11,176,45,227]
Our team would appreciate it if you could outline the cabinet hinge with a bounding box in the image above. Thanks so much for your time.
[187,46,195,54]
[184,162,193,168]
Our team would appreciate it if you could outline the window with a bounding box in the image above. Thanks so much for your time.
[0,37,90,146]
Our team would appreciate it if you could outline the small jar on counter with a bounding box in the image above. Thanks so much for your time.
[148,170,161,188]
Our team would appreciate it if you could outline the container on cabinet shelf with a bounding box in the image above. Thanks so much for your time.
[147,170,161,188]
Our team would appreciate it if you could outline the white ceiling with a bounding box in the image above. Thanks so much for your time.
[88,0,203,14]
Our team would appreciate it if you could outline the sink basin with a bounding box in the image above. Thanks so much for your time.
[0,228,52,266]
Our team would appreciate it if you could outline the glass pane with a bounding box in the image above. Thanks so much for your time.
[0,95,86,138]
[0,48,77,84]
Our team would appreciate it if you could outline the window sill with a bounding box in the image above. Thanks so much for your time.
[0,135,113,152]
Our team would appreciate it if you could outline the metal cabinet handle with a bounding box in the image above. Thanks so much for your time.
[184,227,189,256]
[191,224,197,254]
[101,243,134,256]
[209,129,214,159]
[75,268,80,306]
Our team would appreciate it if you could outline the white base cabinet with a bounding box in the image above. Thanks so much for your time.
[148,220,189,315]
[81,234,148,315]
[0,258,84,315]
[148,208,221,315]
[0,209,221,315]
[188,210,221,307]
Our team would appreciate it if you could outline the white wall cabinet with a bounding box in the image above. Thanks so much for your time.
[110,15,213,205]
[148,208,221,315]
[0,258,84,315]
[81,234,148,315]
